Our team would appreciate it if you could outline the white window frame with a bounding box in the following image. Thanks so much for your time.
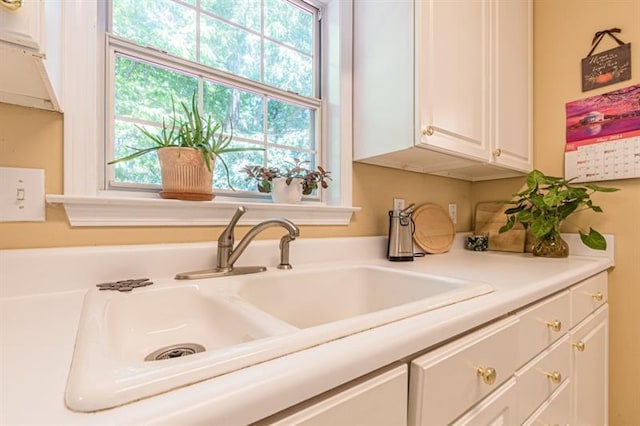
[46,0,358,227]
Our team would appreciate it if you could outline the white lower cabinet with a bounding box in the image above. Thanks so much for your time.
[407,272,608,425]
[571,305,609,425]
[256,364,408,426]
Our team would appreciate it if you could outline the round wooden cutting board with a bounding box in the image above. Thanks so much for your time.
[412,203,456,254]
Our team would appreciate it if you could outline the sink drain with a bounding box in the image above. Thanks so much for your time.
[144,343,206,361]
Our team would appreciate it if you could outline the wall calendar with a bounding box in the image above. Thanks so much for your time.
[565,84,640,183]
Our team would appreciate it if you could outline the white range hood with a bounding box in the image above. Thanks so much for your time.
[0,44,60,111]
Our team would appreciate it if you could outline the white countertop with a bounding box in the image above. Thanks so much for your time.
[0,236,613,425]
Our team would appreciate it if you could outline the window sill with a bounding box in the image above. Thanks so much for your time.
[46,194,360,227]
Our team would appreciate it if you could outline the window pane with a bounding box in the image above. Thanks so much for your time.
[265,0,313,54]
[115,56,198,123]
[201,0,261,32]
[112,0,196,62]
[213,141,265,191]
[201,15,261,81]
[112,120,162,185]
[267,98,315,150]
[203,81,264,142]
[267,148,314,177]
[264,41,313,96]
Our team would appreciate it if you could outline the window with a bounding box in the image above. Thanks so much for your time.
[107,0,322,195]
[47,0,356,226]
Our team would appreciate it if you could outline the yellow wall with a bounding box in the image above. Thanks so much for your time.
[474,1,640,423]
[1,1,639,422]
[0,102,472,248]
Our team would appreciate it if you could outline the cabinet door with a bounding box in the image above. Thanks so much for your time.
[417,0,490,161]
[0,0,43,51]
[571,305,608,425]
[258,364,408,426]
[490,0,533,172]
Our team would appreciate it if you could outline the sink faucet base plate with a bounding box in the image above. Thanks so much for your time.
[175,266,267,280]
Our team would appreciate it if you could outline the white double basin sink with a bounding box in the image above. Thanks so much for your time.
[65,263,493,412]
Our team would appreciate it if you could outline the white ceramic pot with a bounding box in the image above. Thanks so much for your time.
[271,177,303,204]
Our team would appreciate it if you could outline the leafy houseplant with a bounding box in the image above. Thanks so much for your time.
[499,169,619,257]
[108,94,262,200]
[243,158,331,203]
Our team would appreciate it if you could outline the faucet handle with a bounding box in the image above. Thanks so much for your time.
[219,206,247,247]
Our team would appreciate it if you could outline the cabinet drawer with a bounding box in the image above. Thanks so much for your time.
[258,364,408,426]
[518,290,570,366]
[408,317,519,426]
[451,378,517,426]
[522,379,571,426]
[571,272,607,327]
[515,334,570,423]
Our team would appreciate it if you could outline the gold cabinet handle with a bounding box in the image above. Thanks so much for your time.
[573,341,586,351]
[422,126,434,137]
[544,371,562,385]
[477,366,497,385]
[590,292,604,302]
[545,320,562,332]
[492,148,502,157]
[1,0,23,11]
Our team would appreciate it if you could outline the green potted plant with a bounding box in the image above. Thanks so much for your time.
[499,169,619,257]
[108,94,262,201]
[243,158,331,203]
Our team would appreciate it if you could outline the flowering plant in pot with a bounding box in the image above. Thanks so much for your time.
[242,158,331,203]
[108,94,262,200]
[499,169,618,257]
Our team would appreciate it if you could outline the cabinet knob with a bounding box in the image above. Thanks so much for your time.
[477,366,497,385]
[545,320,562,332]
[492,148,502,157]
[573,341,586,352]
[590,291,604,302]
[422,126,434,137]
[544,371,562,385]
[1,0,22,11]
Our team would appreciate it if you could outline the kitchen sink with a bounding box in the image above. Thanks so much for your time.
[65,263,492,413]
[237,265,490,328]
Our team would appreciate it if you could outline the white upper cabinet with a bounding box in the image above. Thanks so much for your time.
[0,0,61,111]
[353,0,532,181]
[0,0,43,51]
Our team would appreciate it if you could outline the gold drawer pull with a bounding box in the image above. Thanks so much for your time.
[477,366,497,385]
[590,291,604,302]
[545,320,562,332]
[573,341,586,351]
[1,0,22,11]
[492,148,502,157]
[544,371,562,384]
[422,126,434,136]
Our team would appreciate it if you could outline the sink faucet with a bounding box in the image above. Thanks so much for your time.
[217,206,300,271]
[175,206,300,280]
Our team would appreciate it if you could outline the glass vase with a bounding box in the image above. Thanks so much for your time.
[532,225,569,258]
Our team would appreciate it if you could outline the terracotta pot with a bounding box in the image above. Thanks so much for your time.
[157,147,214,201]
[271,177,303,204]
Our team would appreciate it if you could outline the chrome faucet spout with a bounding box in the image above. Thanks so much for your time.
[227,218,300,267]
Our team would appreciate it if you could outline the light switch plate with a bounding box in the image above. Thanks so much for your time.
[0,167,45,222]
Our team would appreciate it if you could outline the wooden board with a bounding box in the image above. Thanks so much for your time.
[474,202,525,253]
[413,203,456,254]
